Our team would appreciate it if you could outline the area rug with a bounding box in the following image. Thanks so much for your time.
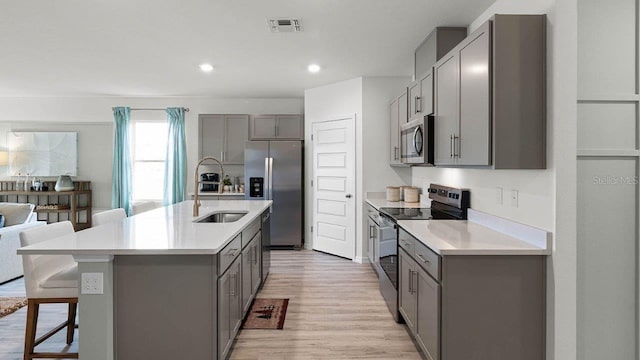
[0,297,27,318]
[242,298,289,330]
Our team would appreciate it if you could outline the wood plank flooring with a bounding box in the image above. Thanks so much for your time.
[0,250,421,359]
[230,250,423,359]
[0,278,77,360]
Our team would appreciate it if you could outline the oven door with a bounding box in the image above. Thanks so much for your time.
[401,118,425,164]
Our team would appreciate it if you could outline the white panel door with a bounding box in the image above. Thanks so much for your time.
[312,117,356,259]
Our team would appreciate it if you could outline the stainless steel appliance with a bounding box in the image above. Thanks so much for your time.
[244,141,303,249]
[400,114,434,165]
[199,173,219,192]
[366,204,396,274]
[377,184,469,322]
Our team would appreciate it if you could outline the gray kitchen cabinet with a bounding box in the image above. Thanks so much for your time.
[390,90,409,166]
[250,114,303,140]
[398,248,417,333]
[251,235,262,295]
[414,27,467,79]
[199,114,249,165]
[408,69,434,122]
[433,15,546,169]
[242,227,263,315]
[415,266,440,360]
[218,255,242,360]
[457,23,491,166]
[398,228,546,360]
[241,242,253,315]
[434,52,459,166]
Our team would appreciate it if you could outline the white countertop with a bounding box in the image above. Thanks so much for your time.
[17,200,272,256]
[365,193,428,210]
[398,209,551,256]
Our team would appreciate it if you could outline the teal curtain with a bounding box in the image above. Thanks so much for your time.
[163,107,187,205]
[111,107,133,216]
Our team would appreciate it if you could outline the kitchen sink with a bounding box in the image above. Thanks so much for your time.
[194,211,248,223]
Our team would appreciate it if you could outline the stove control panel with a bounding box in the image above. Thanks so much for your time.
[428,184,469,208]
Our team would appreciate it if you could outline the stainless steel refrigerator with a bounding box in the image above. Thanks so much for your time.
[244,141,303,249]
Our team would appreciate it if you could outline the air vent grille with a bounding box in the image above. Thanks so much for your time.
[267,18,302,33]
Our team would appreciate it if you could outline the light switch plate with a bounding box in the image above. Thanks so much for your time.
[81,272,104,295]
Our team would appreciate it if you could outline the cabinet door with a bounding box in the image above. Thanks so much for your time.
[457,27,491,166]
[241,248,253,315]
[200,115,225,159]
[434,53,459,166]
[389,97,401,165]
[229,257,243,338]
[399,249,417,333]
[398,91,409,126]
[251,236,262,295]
[415,267,440,360]
[224,115,249,165]
[419,70,434,115]
[276,115,303,139]
[217,267,232,360]
[250,115,277,139]
[408,80,421,121]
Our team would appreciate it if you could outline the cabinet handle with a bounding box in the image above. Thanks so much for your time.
[450,135,454,158]
[453,135,460,158]
[411,270,418,294]
[416,96,421,113]
[253,246,258,265]
[230,273,236,296]
[369,225,375,238]
[416,253,430,264]
[407,269,413,293]
[226,248,239,257]
[394,146,399,160]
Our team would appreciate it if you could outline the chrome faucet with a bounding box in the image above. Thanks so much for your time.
[193,156,224,217]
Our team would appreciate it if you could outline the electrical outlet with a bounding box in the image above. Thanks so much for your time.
[511,190,519,208]
[81,273,104,295]
[496,187,503,205]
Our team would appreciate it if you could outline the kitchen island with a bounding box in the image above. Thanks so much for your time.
[18,200,272,360]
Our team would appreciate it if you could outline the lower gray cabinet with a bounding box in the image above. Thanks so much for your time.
[218,255,242,360]
[398,228,546,360]
[415,266,440,360]
[242,233,262,315]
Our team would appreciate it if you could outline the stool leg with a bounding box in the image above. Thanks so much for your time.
[23,300,39,360]
[66,302,77,344]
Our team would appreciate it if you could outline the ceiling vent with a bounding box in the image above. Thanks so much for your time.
[267,18,302,33]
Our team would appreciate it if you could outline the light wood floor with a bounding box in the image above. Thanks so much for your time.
[230,250,423,359]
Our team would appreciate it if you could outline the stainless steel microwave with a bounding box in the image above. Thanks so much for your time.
[400,114,434,165]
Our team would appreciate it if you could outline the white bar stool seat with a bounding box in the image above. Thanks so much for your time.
[92,208,126,226]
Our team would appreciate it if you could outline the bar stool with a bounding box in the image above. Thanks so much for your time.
[19,221,78,360]
[92,208,126,226]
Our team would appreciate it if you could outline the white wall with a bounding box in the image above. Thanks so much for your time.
[304,76,411,257]
[412,1,578,359]
[0,97,304,212]
[304,78,363,252]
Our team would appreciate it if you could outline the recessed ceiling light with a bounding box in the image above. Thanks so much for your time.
[199,63,214,73]
[308,64,321,73]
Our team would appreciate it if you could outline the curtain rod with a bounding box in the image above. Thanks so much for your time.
[129,107,190,112]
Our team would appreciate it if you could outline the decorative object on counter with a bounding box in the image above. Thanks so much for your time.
[54,175,75,191]
[15,173,21,191]
[386,186,400,202]
[35,204,70,211]
[239,184,245,193]
[222,174,232,192]
[241,298,289,330]
[404,187,420,203]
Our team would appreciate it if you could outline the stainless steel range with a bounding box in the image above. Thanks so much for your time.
[377,184,469,322]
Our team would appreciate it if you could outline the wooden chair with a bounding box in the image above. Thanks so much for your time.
[92,208,126,226]
[19,221,78,360]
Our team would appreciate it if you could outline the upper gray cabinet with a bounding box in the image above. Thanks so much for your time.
[414,27,467,79]
[390,90,408,166]
[408,70,434,122]
[249,115,303,140]
[434,15,547,169]
[199,114,249,165]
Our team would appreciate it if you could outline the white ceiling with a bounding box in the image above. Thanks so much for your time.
[0,0,495,98]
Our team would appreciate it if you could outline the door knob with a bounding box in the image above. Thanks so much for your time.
[345,194,352,198]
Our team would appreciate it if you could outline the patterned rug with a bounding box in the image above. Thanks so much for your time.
[0,297,27,318]
[242,298,289,330]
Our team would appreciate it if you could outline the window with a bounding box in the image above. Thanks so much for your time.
[132,121,168,201]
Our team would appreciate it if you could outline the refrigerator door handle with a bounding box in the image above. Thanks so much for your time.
[264,157,270,200]
[268,157,274,213]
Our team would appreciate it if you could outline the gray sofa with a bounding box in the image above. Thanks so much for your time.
[0,203,46,283]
